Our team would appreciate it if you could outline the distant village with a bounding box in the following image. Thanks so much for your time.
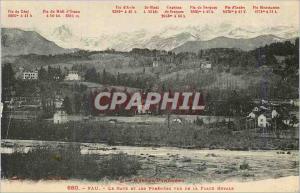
[2,38,299,144]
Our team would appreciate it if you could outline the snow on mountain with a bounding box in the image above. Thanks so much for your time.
[227,28,256,38]
[172,35,286,53]
[52,25,73,41]
[258,25,298,39]
[44,24,298,52]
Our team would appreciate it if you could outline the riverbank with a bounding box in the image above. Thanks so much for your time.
[1,176,299,192]
[1,139,298,184]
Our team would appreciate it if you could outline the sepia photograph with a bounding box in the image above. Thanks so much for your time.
[0,0,299,192]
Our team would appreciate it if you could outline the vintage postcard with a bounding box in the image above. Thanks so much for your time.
[0,0,299,192]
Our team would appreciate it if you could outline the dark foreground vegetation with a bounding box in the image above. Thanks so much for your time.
[1,145,141,180]
[2,119,298,150]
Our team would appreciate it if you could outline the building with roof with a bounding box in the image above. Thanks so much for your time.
[23,71,38,80]
[53,111,68,124]
[257,114,272,128]
[65,71,81,81]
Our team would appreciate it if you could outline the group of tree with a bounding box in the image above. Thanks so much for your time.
[84,68,156,89]
[62,93,91,115]
[38,66,64,81]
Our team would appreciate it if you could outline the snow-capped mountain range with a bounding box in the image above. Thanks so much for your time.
[42,24,299,52]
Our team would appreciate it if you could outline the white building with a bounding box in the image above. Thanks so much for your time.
[172,118,183,124]
[257,114,267,128]
[257,114,271,128]
[53,111,68,124]
[201,62,212,69]
[152,61,159,68]
[65,71,81,81]
[23,71,38,80]
[54,98,63,109]
[247,112,256,119]
[271,109,279,118]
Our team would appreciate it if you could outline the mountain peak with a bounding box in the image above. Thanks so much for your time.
[172,34,287,53]
[38,24,298,51]
[52,25,73,41]
[1,28,69,56]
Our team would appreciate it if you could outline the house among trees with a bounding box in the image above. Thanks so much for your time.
[201,62,212,69]
[23,71,38,80]
[247,106,280,129]
[247,112,256,119]
[65,71,81,81]
[53,111,68,124]
[172,118,183,124]
[257,114,271,128]
[271,109,279,118]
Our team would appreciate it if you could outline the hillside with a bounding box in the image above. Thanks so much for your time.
[1,28,71,56]
[172,35,284,53]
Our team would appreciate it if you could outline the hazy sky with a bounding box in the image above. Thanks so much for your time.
[1,1,299,37]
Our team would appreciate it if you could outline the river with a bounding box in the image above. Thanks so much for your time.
[1,139,299,183]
